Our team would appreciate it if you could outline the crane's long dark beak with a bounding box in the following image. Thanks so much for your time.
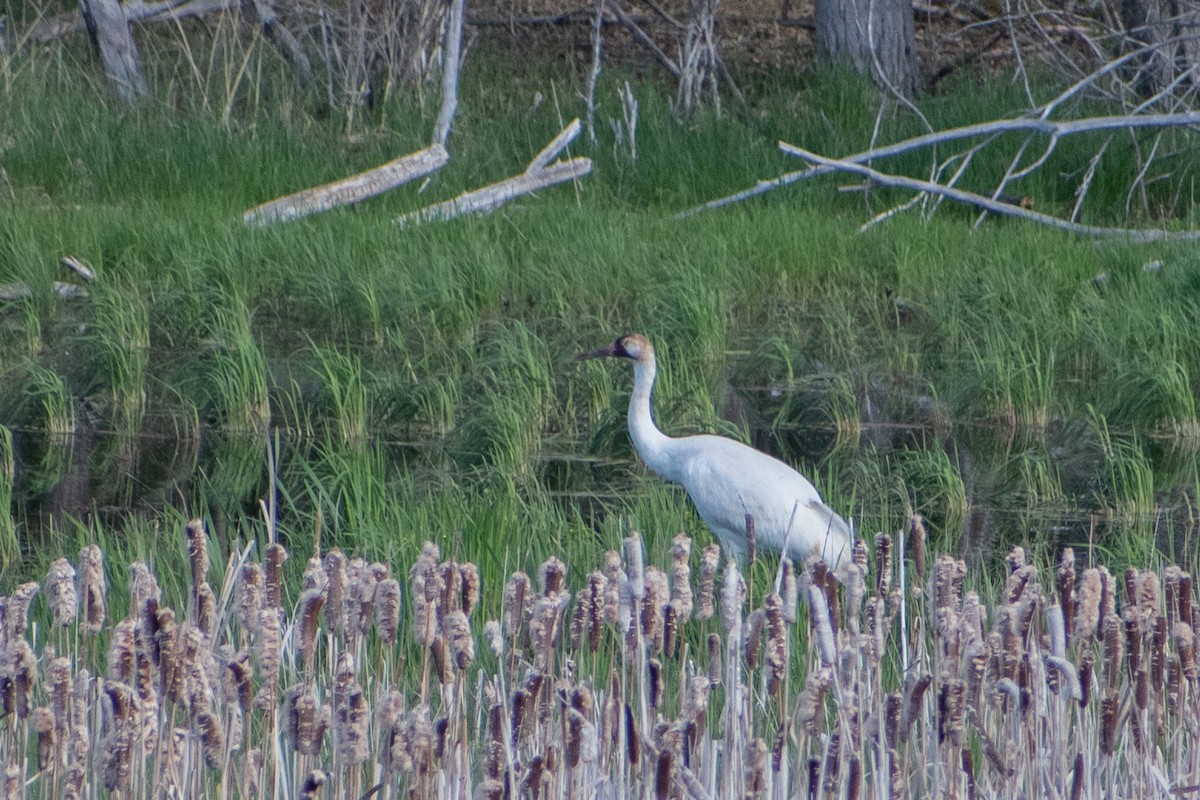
[576,342,619,361]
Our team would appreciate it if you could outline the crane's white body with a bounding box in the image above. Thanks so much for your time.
[583,334,851,576]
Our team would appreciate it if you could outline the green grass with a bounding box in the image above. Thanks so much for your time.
[1,37,1200,594]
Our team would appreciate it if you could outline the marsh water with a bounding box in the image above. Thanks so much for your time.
[7,366,1197,573]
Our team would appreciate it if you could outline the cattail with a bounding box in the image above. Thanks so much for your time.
[529,594,567,670]
[647,657,663,708]
[196,709,224,769]
[781,558,799,624]
[107,618,137,683]
[695,544,720,621]
[98,682,137,792]
[78,544,106,635]
[669,534,693,618]
[1047,656,1081,701]
[301,555,327,592]
[1151,614,1167,692]
[48,656,73,735]
[44,558,77,628]
[874,533,893,598]
[540,556,568,597]
[1176,621,1197,680]
[185,519,208,591]
[625,534,645,602]
[195,581,217,636]
[933,556,966,611]
[323,548,347,633]
[226,652,254,712]
[625,703,641,764]
[295,588,324,668]
[797,667,831,734]
[823,733,841,796]
[1101,614,1123,690]
[254,607,282,708]
[286,685,328,756]
[642,566,669,653]
[483,620,504,658]
[503,571,532,642]
[264,542,288,609]
[1099,693,1119,755]
[1056,547,1075,634]
[654,748,672,800]
[901,674,932,744]
[374,577,402,646]
[909,514,927,579]
[242,749,262,798]
[4,582,38,641]
[345,558,379,637]
[721,559,746,635]
[32,705,55,770]
[938,679,966,746]
[1075,568,1102,644]
[460,562,481,616]
[445,609,475,671]
[335,683,369,765]
[237,563,264,636]
[808,584,837,667]
[439,560,461,614]
[586,571,608,652]
[743,608,765,671]
[128,562,159,619]
[299,770,328,800]
[1047,602,1067,657]
[764,593,788,695]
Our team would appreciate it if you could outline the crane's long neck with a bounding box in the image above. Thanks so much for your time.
[628,355,679,481]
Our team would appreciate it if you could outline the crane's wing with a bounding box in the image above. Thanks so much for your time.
[678,435,850,565]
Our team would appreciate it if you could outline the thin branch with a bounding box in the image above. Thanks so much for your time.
[678,111,1200,218]
[782,142,1200,242]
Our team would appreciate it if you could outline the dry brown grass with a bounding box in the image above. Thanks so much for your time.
[0,518,1196,798]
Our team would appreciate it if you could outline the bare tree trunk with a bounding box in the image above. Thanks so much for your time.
[78,0,147,102]
[1121,0,1200,97]
[815,0,919,97]
[677,0,721,113]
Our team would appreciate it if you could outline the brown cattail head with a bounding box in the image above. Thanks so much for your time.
[909,514,927,579]
[1075,568,1102,644]
[808,584,837,668]
[323,548,347,634]
[641,567,669,654]
[237,564,264,637]
[296,588,325,667]
[196,709,224,769]
[263,542,288,610]
[301,556,327,594]
[374,577,402,646]
[79,544,107,635]
[445,610,475,671]
[1056,547,1076,634]
[669,534,693,620]
[540,556,568,597]
[334,683,369,766]
[254,607,282,709]
[5,582,39,641]
[502,571,532,644]
[720,559,746,636]
[45,558,78,628]
[874,533,893,598]
[934,556,967,612]
[194,582,217,636]
[185,519,208,590]
[460,563,481,617]
[299,770,328,800]
[344,559,379,638]
[764,593,788,696]
[285,685,329,756]
[128,562,160,620]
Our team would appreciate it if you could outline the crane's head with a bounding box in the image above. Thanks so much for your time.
[577,334,654,363]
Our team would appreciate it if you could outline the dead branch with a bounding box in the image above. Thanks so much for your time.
[679,110,1200,218]
[395,120,592,226]
[243,144,449,226]
[780,142,1200,242]
[432,0,466,147]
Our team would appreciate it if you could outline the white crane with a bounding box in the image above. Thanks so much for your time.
[579,333,852,578]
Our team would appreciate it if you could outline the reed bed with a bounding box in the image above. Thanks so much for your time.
[1,517,1196,798]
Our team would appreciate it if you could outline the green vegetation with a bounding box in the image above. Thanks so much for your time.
[1,39,1199,597]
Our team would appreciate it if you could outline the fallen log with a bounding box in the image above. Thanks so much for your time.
[243,144,449,226]
[395,120,591,226]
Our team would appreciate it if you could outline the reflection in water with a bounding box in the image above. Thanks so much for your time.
[8,378,1199,571]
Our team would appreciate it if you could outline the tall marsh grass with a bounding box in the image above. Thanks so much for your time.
[1,518,1198,798]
